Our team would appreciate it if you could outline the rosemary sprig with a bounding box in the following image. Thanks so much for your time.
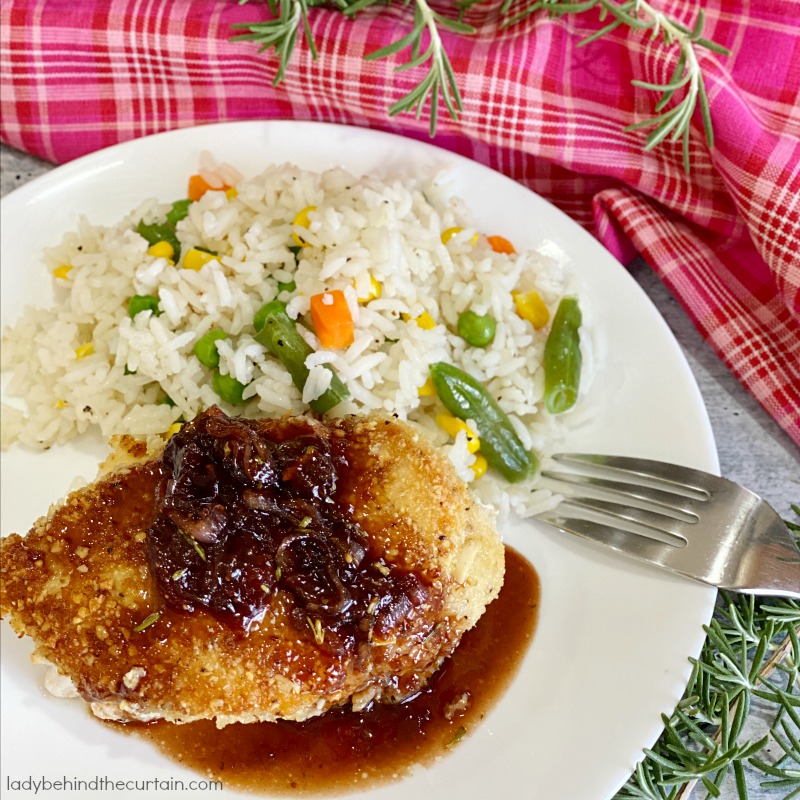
[615,505,800,800]
[359,0,472,136]
[501,0,729,173]
[231,0,728,171]
[235,0,470,135]
[232,0,321,85]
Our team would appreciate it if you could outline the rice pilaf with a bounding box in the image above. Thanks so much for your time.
[0,159,589,518]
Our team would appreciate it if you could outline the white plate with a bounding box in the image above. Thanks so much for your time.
[0,121,718,800]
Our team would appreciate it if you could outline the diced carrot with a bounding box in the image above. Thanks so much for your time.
[310,290,355,349]
[487,234,516,255]
[188,173,230,202]
[188,174,212,201]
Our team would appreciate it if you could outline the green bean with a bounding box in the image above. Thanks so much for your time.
[166,198,192,226]
[252,287,296,331]
[253,301,349,414]
[543,296,582,415]
[457,310,496,348]
[194,330,230,369]
[128,294,160,318]
[212,371,248,406]
[429,362,539,483]
[253,303,270,334]
[136,198,193,259]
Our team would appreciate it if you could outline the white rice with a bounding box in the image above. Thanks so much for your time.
[0,159,591,518]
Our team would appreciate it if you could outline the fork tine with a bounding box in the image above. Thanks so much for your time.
[537,510,679,571]
[541,454,800,597]
[552,454,711,500]
[552,497,689,547]
[541,468,701,522]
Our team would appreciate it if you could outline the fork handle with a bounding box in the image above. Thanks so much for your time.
[740,557,800,599]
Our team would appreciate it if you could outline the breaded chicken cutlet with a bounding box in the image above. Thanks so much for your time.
[1,407,504,727]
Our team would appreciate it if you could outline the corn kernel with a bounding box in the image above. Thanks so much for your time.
[512,289,550,330]
[436,413,480,453]
[54,400,67,409]
[292,205,317,247]
[225,187,238,200]
[417,376,437,397]
[166,422,184,439]
[357,274,382,303]
[53,265,72,280]
[441,226,462,244]
[416,311,436,330]
[74,343,94,359]
[402,311,436,330]
[183,248,218,271]
[441,227,478,246]
[470,453,488,479]
[147,240,175,259]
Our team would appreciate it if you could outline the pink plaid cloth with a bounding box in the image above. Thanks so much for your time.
[2,0,799,445]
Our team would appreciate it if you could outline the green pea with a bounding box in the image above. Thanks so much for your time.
[212,371,248,406]
[457,310,497,348]
[277,279,297,294]
[194,330,230,369]
[128,294,160,318]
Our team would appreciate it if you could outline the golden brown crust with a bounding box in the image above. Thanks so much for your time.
[0,414,503,727]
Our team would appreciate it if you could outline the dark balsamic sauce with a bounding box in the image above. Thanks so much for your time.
[148,407,431,651]
[126,547,539,796]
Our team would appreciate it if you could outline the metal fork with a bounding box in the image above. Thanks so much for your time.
[537,454,800,598]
